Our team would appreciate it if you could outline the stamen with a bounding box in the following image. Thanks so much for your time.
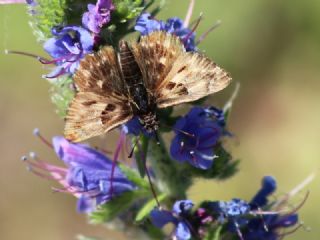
[196,20,221,45]
[278,223,306,238]
[27,165,57,180]
[183,13,203,43]
[233,220,244,240]
[183,0,195,28]
[282,191,309,217]
[33,128,53,149]
[223,82,240,114]
[43,66,67,79]
[4,49,50,62]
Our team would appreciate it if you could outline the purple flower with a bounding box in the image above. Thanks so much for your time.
[82,0,114,34]
[43,26,93,78]
[170,106,226,169]
[150,200,194,240]
[26,136,136,213]
[135,13,196,52]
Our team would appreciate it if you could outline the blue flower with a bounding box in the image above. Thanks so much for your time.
[82,0,114,34]
[43,26,93,78]
[134,13,164,36]
[250,176,277,208]
[170,106,226,169]
[243,176,299,240]
[150,200,194,240]
[207,198,251,233]
[135,13,196,51]
[26,136,136,213]
[163,17,196,52]
[122,117,147,136]
[244,214,299,240]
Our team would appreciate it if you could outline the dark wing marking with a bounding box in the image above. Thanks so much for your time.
[65,92,133,142]
[130,31,185,91]
[74,46,125,95]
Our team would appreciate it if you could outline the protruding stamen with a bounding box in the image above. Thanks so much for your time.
[33,128,53,148]
[278,223,305,238]
[183,0,195,28]
[4,50,49,62]
[183,13,203,43]
[196,20,222,45]
[223,82,240,114]
[233,220,244,240]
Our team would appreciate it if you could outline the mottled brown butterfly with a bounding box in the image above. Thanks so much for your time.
[64,31,231,142]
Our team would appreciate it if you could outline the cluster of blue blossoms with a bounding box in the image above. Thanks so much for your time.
[5,0,305,239]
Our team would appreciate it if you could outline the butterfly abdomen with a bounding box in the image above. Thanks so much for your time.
[119,40,159,131]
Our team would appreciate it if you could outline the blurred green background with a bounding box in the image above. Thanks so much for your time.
[0,0,319,239]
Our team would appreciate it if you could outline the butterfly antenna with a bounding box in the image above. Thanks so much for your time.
[145,162,160,207]
[134,137,160,207]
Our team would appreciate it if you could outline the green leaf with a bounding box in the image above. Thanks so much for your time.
[119,163,149,189]
[135,193,167,222]
[89,190,149,224]
[204,225,222,240]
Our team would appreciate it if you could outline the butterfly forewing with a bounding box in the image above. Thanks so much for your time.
[131,31,185,91]
[156,52,232,108]
[74,47,125,95]
[131,31,231,109]
[64,47,133,142]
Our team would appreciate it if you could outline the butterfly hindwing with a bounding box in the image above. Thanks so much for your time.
[155,52,232,108]
[65,92,133,142]
[64,46,133,142]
